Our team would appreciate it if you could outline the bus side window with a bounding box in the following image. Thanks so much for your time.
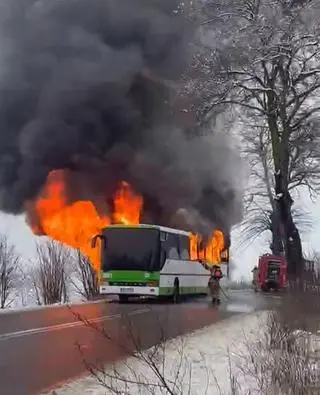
[167,233,179,260]
[159,246,167,270]
[179,235,190,260]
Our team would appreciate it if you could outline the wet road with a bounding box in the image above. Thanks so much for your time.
[0,290,272,395]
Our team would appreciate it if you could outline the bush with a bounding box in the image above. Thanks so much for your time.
[231,276,320,394]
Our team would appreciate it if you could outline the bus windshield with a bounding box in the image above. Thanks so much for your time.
[102,228,160,271]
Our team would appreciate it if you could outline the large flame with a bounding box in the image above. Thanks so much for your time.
[113,181,143,225]
[26,170,142,271]
[26,170,225,272]
[189,230,225,266]
[201,230,225,265]
[189,233,199,261]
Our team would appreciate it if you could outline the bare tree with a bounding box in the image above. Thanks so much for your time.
[71,249,99,301]
[303,250,320,281]
[32,239,70,305]
[0,234,20,308]
[191,0,320,275]
[238,122,313,250]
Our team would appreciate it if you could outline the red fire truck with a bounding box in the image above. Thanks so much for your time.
[252,253,288,292]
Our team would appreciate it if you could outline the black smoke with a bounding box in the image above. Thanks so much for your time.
[0,0,243,238]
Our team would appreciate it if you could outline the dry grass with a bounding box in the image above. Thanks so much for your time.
[50,278,320,394]
[231,277,320,395]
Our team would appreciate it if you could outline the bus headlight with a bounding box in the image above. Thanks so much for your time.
[147,281,157,287]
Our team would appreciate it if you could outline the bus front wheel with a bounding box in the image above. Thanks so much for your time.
[172,280,180,304]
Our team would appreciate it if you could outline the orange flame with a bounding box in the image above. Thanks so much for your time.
[203,230,224,265]
[189,229,224,266]
[26,170,143,272]
[113,181,143,225]
[26,169,226,272]
[189,233,200,261]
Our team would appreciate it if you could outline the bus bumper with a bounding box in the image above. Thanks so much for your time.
[100,285,160,296]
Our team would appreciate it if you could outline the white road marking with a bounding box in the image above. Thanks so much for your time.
[0,308,149,341]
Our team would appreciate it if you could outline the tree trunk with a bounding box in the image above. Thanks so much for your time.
[274,171,303,278]
[270,201,284,256]
[267,92,303,278]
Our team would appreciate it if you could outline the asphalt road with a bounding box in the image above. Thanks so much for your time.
[0,290,272,395]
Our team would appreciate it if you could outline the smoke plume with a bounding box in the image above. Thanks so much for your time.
[0,0,243,240]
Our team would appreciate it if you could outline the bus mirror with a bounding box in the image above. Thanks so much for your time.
[91,234,107,249]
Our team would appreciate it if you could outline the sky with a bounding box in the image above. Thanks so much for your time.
[1,190,319,281]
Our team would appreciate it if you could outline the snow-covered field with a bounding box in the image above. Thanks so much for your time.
[46,311,269,395]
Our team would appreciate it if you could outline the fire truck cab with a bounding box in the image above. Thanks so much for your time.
[253,253,287,292]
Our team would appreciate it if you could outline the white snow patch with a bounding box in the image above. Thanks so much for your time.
[0,298,107,314]
[226,303,254,313]
[46,311,268,395]
[293,329,320,354]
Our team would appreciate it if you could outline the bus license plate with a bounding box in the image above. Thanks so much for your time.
[120,287,134,293]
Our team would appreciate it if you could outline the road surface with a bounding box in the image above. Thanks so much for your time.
[0,290,272,395]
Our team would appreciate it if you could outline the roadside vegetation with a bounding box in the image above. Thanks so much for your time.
[0,233,20,309]
[44,275,319,395]
[0,234,98,309]
[231,276,320,395]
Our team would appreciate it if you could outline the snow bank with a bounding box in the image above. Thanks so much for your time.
[0,297,107,314]
[46,311,268,395]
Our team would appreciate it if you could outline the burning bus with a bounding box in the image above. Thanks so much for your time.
[27,172,230,302]
[92,224,229,302]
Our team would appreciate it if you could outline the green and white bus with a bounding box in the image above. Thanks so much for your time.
[91,224,212,302]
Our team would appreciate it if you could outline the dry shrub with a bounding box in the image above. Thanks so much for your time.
[276,277,320,334]
[70,249,99,301]
[31,239,70,305]
[0,234,20,308]
[71,307,196,395]
[232,276,320,395]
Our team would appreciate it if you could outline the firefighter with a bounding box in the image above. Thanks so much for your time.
[208,264,223,304]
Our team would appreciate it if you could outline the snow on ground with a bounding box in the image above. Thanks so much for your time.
[292,329,320,372]
[0,297,106,314]
[293,329,320,354]
[46,310,269,395]
[2,287,85,311]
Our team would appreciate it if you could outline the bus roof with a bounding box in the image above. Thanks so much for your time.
[103,224,191,236]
